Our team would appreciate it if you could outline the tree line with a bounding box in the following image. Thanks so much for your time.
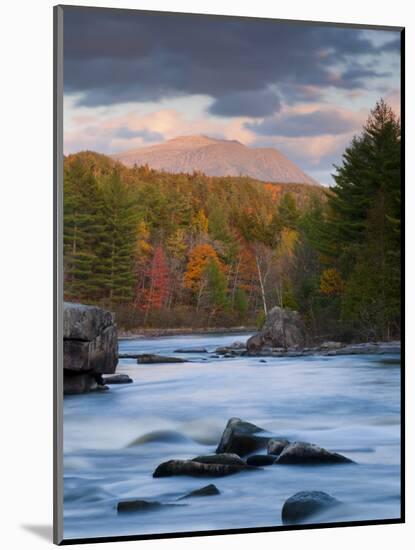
[64,100,401,340]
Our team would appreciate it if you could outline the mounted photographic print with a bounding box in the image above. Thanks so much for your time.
[53,5,404,545]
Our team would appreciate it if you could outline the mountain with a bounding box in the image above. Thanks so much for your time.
[112,135,319,185]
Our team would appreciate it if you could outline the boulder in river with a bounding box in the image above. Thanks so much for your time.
[247,307,306,352]
[136,354,189,364]
[103,374,133,384]
[179,484,220,499]
[267,438,290,456]
[281,491,341,524]
[153,459,255,478]
[117,499,162,513]
[63,303,118,394]
[246,454,277,466]
[215,417,270,456]
[276,442,353,465]
[192,453,246,466]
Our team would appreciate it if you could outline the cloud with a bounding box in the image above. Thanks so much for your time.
[209,89,281,117]
[63,7,400,111]
[63,107,255,155]
[113,127,163,141]
[246,108,362,137]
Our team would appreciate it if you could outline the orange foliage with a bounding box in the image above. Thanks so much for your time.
[184,243,222,291]
[320,268,345,296]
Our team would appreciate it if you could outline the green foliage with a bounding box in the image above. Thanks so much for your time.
[256,310,266,329]
[234,288,248,317]
[292,99,401,340]
[205,259,229,310]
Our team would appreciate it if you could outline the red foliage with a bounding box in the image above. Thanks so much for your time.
[141,245,170,311]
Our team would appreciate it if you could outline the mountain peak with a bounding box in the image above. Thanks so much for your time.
[112,135,318,185]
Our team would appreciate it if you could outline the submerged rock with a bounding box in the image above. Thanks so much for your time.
[136,354,188,364]
[174,347,208,353]
[247,307,306,352]
[179,484,220,499]
[127,430,191,447]
[103,374,133,384]
[215,417,270,457]
[246,454,276,466]
[276,442,353,465]
[282,491,342,524]
[117,499,162,513]
[192,453,246,466]
[267,438,290,456]
[153,459,254,478]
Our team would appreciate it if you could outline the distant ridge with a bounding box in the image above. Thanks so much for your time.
[112,135,319,185]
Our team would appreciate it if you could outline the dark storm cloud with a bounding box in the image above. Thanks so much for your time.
[63,7,399,110]
[247,109,359,137]
[208,89,281,117]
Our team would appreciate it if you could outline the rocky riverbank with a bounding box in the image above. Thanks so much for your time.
[243,306,400,357]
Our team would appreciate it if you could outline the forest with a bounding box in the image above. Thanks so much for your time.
[63,100,401,341]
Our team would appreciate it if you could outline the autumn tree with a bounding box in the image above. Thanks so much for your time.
[141,245,170,323]
[184,243,225,311]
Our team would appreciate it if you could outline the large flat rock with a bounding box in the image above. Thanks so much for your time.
[63,302,118,393]
[63,302,114,341]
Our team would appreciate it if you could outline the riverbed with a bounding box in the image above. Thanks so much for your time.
[63,333,401,540]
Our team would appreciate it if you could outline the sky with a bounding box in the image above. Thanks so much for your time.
[63,7,401,186]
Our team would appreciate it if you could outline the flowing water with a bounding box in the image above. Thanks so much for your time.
[63,333,401,540]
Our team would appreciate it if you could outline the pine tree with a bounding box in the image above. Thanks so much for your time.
[94,172,139,304]
[319,100,401,338]
[63,158,103,301]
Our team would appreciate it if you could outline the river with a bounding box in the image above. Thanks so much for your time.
[63,333,401,540]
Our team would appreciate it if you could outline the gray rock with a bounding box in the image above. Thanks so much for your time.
[117,499,162,513]
[136,354,188,364]
[153,459,254,478]
[215,345,245,356]
[192,453,246,466]
[103,374,133,384]
[247,307,306,351]
[321,341,343,350]
[63,340,91,372]
[63,302,118,394]
[282,491,341,524]
[215,417,269,456]
[230,341,246,349]
[63,371,108,394]
[276,442,353,465]
[246,454,276,466]
[63,302,114,341]
[179,484,220,499]
[63,371,97,394]
[267,438,290,456]
[174,347,208,353]
[245,333,262,352]
[88,325,118,373]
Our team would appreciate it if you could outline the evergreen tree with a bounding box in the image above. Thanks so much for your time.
[94,172,139,304]
[63,158,103,301]
[319,100,401,338]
